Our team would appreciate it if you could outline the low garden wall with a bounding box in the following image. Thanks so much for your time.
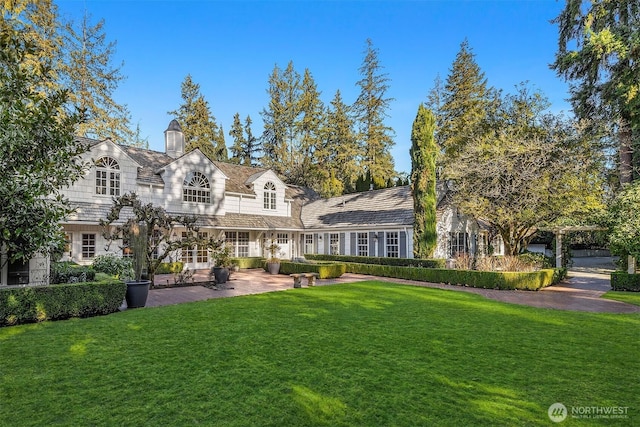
[611,272,640,292]
[0,280,126,327]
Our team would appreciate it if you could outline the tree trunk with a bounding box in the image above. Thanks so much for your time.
[619,116,633,185]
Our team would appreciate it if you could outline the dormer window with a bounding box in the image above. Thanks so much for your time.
[263,181,276,210]
[183,171,211,204]
[95,157,120,196]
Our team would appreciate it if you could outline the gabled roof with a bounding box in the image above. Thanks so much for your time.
[302,186,415,229]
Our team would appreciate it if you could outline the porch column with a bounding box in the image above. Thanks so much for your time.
[555,232,563,269]
[628,255,637,274]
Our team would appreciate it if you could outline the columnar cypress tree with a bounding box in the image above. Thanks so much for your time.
[410,104,438,258]
[229,112,246,164]
[244,115,260,167]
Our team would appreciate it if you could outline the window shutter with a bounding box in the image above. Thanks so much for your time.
[378,232,385,257]
[324,233,330,254]
[314,233,319,254]
[340,233,345,255]
[369,232,376,256]
[400,231,407,258]
[350,233,356,255]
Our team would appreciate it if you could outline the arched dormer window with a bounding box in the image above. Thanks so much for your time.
[95,157,120,196]
[183,171,211,204]
[263,181,276,210]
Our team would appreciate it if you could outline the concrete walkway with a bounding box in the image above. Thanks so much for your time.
[138,259,640,314]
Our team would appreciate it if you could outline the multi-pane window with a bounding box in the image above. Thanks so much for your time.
[95,157,120,196]
[357,232,368,256]
[491,235,504,256]
[197,232,209,263]
[225,231,250,257]
[386,232,399,258]
[277,233,288,244]
[450,232,469,257]
[263,182,276,210]
[183,171,211,204]
[82,234,96,259]
[330,233,339,255]
[181,232,194,263]
[304,234,314,255]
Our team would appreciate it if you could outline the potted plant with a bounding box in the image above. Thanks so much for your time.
[211,245,231,284]
[265,240,281,275]
[124,222,152,308]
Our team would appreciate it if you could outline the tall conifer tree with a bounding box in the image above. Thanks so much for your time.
[410,104,438,258]
[353,38,396,188]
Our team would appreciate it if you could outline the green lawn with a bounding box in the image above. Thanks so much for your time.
[603,291,640,306]
[2,281,638,426]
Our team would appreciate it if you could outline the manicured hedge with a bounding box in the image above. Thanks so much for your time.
[611,272,640,292]
[305,254,445,268]
[0,280,126,327]
[231,257,266,269]
[344,262,566,290]
[278,261,346,279]
[155,262,185,274]
[50,262,96,284]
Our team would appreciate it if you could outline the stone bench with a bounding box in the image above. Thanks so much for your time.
[290,273,319,288]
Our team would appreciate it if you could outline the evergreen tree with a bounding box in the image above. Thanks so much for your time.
[353,39,396,186]
[244,115,260,166]
[0,17,86,279]
[552,0,640,184]
[438,40,493,163]
[229,112,246,164]
[168,75,220,160]
[294,68,324,187]
[63,11,133,142]
[410,104,438,258]
[317,90,359,196]
[214,125,228,161]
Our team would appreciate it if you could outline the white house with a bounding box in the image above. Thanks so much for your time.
[1,120,503,285]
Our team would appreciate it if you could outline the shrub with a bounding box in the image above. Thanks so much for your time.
[155,262,184,274]
[305,254,445,268]
[279,261,346,279]
[230,257,265,269]
[343,262,563,290]
[50,262,96,284]
[92,254,133,278]
[611,272,640,292]
[0,279,126,327]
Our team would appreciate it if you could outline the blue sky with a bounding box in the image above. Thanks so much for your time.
[56,0,570,174]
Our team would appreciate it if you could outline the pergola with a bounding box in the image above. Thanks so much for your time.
[538,225,608,269]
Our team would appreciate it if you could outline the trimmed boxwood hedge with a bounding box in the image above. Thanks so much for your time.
[611,272,640,292]
[344,262,566,290]
[231,257,266,269]
[305,254,445,269]
[278,261,346,279]
[0,280,126,327]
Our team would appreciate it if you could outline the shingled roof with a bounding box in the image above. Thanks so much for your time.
[301,186,415,229]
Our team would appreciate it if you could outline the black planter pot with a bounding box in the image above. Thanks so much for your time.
[125,280,151,308]
[213,267,229,284]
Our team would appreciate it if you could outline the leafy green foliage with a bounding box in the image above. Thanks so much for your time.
[552,0,640,184]
[0,279,125,326]
[411,104,438,258]
[155,261,184,274]
[278,261,346,279]
[0,18,86,275]
[608,181,640,258]
[50,262,96,284]
[91,254,133,279]
[610,272,640,292]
